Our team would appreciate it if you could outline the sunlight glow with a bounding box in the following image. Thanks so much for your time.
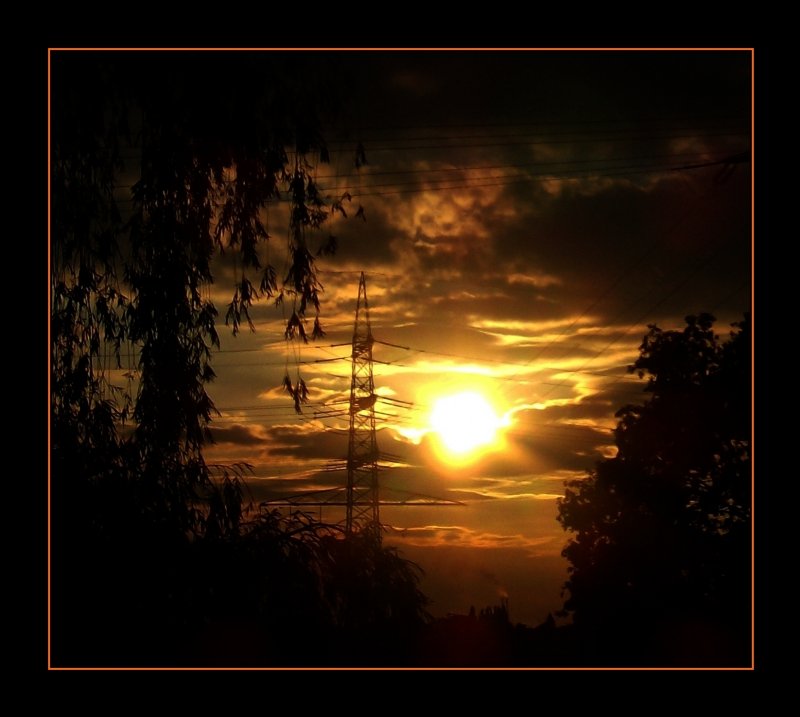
[430,391,503,457]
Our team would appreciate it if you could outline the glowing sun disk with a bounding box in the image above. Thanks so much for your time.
[430,391,501,455]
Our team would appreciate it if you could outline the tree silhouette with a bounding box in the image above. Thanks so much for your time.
[52,52,343,533]
[557,313,751,666]
[50,52,427,666]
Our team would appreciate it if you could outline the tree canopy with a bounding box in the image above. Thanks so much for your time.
[50,51,429,666]
[557,313,751,666]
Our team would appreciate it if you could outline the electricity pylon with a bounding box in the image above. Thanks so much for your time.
[345,271,379,536]
[260,271,462,536]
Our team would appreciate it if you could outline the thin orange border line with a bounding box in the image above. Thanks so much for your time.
[47,47,756,52]
[47,46,756,672]
[47,48,53,670]
[47,666,755,671]
[750,48,756,670]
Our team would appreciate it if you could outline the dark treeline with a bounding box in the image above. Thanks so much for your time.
[557,313,752,666]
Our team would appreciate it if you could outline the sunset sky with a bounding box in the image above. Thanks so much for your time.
[111,50,752,626]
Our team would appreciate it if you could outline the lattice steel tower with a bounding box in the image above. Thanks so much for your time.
[345,272,380,535]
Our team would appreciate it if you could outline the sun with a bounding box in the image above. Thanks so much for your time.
[429,391,502,458]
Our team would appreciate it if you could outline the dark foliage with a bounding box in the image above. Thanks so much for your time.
[50,52,429,667]
[557,313,751,665]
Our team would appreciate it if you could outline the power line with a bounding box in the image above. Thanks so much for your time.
[112,122,747,166]
[326,113,747,133]
[322,124,747,146]
[318,130,748,155]
[307,150,740,181]
[344,160,745,199]
[121,155,733,206]
[110,149,749,199]
[304,156,741,194]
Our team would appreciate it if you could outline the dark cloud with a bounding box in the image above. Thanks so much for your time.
[246,471,347,503]
[489,172,751,320]
[264,425,349,460]
[327,201,401,266]
[208,424,264,446]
